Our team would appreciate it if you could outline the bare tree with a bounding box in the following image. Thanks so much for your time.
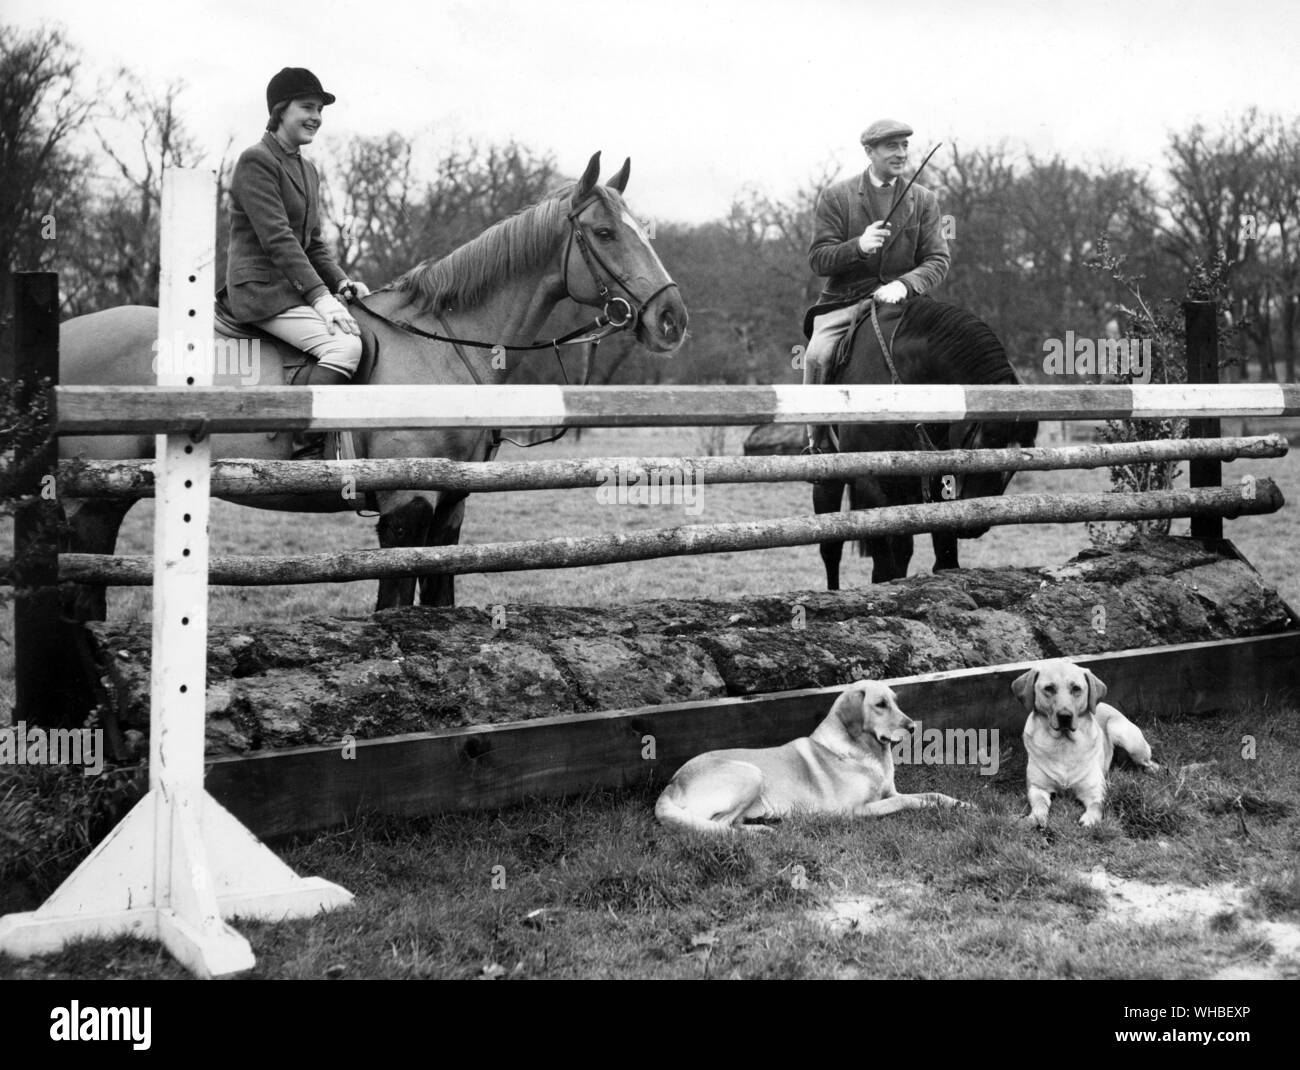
[0,24,91,354]
[71,72,203,307]
[319,135,562,288]
[1162,111,1271,377]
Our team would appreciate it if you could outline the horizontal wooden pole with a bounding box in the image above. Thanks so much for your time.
[203,631,1300,838]
[20,481,1283,586]
[55,383,1300,434]
[57,434,1289,498]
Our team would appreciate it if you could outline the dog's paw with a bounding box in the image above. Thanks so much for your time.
[1019,813,1047,829]
[1079,811,1103,828]
[1142,759,1162,774]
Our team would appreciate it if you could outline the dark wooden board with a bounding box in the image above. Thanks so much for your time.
[204,631,1300,839]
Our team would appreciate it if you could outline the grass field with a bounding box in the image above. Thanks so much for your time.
[1,422,1297,978]
[2,699,1298,979]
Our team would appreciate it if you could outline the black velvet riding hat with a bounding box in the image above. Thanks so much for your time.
[266,68,336,113]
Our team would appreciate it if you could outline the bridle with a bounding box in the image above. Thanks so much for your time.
[361,189,678,364]
[353,188,679,449]
[560,190,680,334]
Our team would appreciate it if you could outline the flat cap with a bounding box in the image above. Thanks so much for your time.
[860,119,913,147]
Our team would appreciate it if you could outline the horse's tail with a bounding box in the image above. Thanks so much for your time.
[848,478,874,558]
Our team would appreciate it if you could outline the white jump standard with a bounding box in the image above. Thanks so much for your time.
[0,169,353,980]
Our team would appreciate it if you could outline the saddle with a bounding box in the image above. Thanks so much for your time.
[213,291,380,388]
[213,291,380,465]
[821,296,908,386]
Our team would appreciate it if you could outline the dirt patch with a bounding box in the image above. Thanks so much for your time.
[808,881,926,935]
[1085,869,1300,979]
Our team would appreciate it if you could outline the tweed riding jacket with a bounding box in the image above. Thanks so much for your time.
[226,132,348,322]
[807,170,950,307]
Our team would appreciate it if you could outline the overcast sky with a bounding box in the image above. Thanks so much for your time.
[8,0,1299,224]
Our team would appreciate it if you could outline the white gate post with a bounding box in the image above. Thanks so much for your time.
[0,168,352,978]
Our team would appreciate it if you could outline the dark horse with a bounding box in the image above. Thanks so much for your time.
[57,152,687,619]
[813,297,1037,588]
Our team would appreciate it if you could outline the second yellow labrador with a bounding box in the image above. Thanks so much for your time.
[1012,659,1160,828]
[654,680,969,834]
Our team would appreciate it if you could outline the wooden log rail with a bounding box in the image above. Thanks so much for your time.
[53,382,1300,434]
[10,480,1281,586]
[58,434,1289,498]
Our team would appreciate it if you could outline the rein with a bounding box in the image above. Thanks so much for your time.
[869,300,978,503]
[354,190,678,451]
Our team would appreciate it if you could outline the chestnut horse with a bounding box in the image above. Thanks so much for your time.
[58,152,687,617]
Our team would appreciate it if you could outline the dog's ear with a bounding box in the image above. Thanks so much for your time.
[1011,668,1039,712]
[1082,668,1108,713]
[832,685,867,739]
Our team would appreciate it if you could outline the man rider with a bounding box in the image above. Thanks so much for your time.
[802,119,950,452]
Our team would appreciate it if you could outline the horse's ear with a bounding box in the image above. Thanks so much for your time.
[606,157,631,194]
[574,152,602,203]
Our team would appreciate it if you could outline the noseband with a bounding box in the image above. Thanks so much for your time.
[562,192,679,332]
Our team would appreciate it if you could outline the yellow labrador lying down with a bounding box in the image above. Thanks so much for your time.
[1012,659,1161,828]
[655,680,968,834]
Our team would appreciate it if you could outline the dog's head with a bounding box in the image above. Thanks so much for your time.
[1011,659,1107,737]
[833,680,915,747]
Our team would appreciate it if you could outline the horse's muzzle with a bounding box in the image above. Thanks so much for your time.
[638,285,688,352]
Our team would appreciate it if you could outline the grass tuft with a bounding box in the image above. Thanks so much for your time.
[1107,775,1192,839]
[1249,870,1300,920]
[0,764,145,912]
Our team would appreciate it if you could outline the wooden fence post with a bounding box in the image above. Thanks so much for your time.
[1184,300,1222,541]
[10,272,87,728]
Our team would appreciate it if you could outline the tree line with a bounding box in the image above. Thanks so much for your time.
[2,22,1297,386]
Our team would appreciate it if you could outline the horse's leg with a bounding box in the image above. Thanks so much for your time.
[417,493,467,608]
[61,498,134,622]
[812,479,846,591]
[849,477,904,584]
[866,537,903,583]
[894,533,915,577]
[375,494,435,610]
[932,532,960,572]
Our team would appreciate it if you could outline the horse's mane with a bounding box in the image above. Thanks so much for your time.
[393,183,605,314]
[902,298,1018,384]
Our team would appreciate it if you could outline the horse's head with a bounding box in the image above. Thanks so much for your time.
[942,416,1039,537]
[562,152,688,353]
